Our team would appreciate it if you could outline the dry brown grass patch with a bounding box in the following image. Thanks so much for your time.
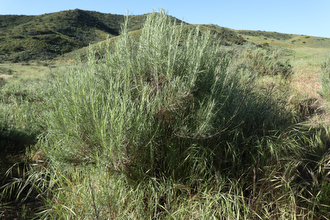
[0,75,13,80]
[289,58,330,124]
[291,61,322,99]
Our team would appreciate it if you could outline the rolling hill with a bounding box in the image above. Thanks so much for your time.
[1,9,329,63]
[0,9,246,62]
[237,29,330,59]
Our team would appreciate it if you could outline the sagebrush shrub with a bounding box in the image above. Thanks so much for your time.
[45,10,296,183]
[5,10,329,220]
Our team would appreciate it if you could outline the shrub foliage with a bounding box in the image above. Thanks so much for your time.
[46,10,296,183]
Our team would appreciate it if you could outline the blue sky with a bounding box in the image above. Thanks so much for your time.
[1,0,329,38]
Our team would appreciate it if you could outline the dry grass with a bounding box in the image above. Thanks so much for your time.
[0,61,69,83]
[288,56,330,126]
[291,60,322,99]
[0,74,13,80]
[0,63,49,82]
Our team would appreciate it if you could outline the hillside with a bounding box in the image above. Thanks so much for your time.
[0,9,245,62]
[0,9,138,62]
[237,29,330,47]
[1,9,329,63]
[237,30,330,58]
[0,9,175,62]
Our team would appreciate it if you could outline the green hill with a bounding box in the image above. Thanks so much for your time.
[237,30,330,58]
[0,9,245,62]
[2,9,329,63]
[0,9,129,62]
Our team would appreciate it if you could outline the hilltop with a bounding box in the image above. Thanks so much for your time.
[0,9,245,62]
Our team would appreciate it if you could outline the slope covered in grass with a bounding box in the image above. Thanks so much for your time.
[238,30,330,59]
[0,9,246,63]
[0,9,164,62]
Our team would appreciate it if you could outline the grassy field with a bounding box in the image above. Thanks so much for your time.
[0,61,57,81]
[1,10,330,219]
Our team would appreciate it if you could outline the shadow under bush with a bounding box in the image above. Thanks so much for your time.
[0,123,37,155]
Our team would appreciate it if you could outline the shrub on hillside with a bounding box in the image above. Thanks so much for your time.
[45,11,296,184]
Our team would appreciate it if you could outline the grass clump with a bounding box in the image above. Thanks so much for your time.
[45,10,295,180]
[39,10,300,218]
[232,44,293,78]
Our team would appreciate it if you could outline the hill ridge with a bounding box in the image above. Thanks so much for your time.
[0,9,328,62]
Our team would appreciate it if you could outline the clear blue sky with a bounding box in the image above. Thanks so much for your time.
[1,0,329,38]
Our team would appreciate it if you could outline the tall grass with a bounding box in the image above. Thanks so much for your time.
[320,54,330,101]
[0,78,51,156]
[0,75,54,218]
[233,44,293,78]
[2,10,330,219]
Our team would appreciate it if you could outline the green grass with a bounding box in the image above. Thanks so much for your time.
[0,62,56,82]
[320,55,330,101]
[1,9,330,219]
[0,61,57,218]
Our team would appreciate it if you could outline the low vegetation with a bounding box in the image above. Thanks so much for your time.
[320,55,330,101]
[238,30,294,41]
[1,10,330,219]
